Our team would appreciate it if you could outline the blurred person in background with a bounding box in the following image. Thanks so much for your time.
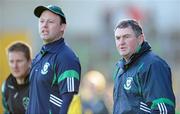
[81,70,109,114]
[113,19,175,114]
[1,42,31,114]
[26,5,81,114]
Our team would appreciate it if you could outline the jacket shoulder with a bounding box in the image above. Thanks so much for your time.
[1,80,6,94]
[2,74,15,96]
[141,51,168,66]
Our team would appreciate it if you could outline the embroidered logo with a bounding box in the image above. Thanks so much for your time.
[22,97,29,110]
[124,77,133,90]
[41,62,50,75]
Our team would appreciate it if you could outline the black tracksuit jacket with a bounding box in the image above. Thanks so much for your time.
[1,74,29,114]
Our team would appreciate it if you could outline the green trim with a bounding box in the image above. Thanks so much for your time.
[135,74,142,95]
[49,110,52,114]
[125,65,128,69]
[51,73,57,86]
[51,64,57,86]
[135,44,141,53]
[40,50,46,56]
[137,63,144,72]
[113,66,119,81]
[151,98,175,109]
[135,63,144,95]
[1,81,5,93]
[1,81,10,114]
[58,70,79,83]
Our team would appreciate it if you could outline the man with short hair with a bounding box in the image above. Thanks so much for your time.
[2,42,31,114]
[26,5,81,114]
[113,19,175,114]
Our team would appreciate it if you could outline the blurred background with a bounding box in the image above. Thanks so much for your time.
[0,0,180,113]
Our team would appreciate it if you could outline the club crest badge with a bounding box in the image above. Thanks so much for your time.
[22,97,29,110]
[41,62,50,75]
[124,77,133,90]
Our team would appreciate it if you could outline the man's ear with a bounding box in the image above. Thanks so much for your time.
[60,23,66,32]
[139,34,145,45]
[28,59,32,68]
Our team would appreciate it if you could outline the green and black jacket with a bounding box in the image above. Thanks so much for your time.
[1,74,29,114]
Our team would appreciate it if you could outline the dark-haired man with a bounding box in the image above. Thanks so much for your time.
[113,19,175,114]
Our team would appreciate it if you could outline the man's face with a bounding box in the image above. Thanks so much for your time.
[114,26,143,61]
[39,10,66,43]
[8,51,31,79]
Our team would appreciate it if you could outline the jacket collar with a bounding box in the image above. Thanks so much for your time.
[8,73,29,87]
[40,38,65,55]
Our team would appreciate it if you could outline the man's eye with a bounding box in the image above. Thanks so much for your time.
[116,37,120,40]
[48,21,54,23]
[124,35,129,38]
[40,20,44,23]
[9,61,13,64]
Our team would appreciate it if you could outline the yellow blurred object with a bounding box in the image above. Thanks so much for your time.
[81,70,107,101]
[85,70,106,93]
[68,95,82,114]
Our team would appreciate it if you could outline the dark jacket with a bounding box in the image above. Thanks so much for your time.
[1,74,29,114]
[26,38,81,114]
[113,42,175,114]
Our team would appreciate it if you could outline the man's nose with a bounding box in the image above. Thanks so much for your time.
[12,62,18,69]
[119,38,125,45]
[42,21,48,28]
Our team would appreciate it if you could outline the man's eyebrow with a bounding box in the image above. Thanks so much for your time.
[123,34,131,36]
[120,34,131,38]
[115,33,130,37]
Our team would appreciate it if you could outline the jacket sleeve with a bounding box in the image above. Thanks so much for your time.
[56,54,81,95]
[1,81,10,114]
[59,92,74,114]
[142,61,175,114]
[54,53,81,114]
